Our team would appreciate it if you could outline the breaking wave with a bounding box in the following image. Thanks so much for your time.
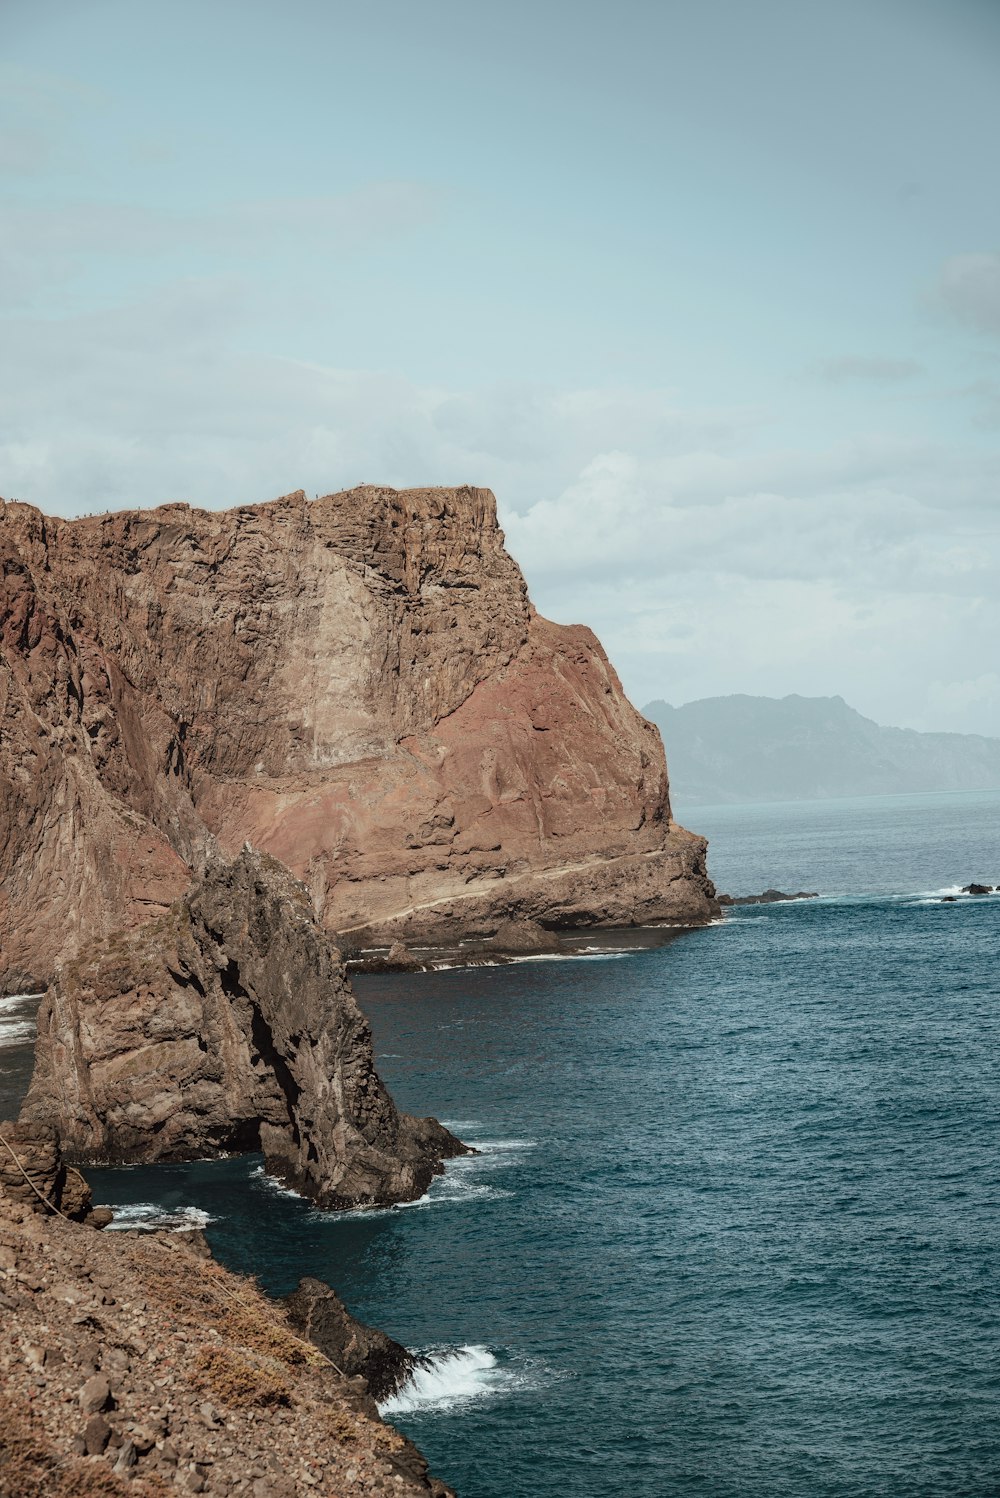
[310,1133,535,1221]
[249,1163,306,1200]
[0,993,39,1051]
[379,1345,521,1416]
[102,1203,217,1232]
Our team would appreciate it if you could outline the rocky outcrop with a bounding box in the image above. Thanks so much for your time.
[0,1118,102,1222]
[0,485,716,990]
[285,1278,414,1404]
[19,848,465,1208]
[0,1195,456,1497]
[717,889,819,906]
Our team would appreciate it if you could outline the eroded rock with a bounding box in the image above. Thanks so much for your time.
[285,1277,414,1403]
[19,847,466,1208]
[0,485,716,990]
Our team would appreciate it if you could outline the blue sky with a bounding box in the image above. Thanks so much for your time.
[3,0,1000,733]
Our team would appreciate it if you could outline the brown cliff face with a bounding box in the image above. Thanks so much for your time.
[19,848,465,1208]
[0,484,716,989]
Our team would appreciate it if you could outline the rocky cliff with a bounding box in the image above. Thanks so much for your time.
[19,847,464,1207]
[0,484,716,989]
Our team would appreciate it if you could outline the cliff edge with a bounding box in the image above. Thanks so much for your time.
[0,485,716,989]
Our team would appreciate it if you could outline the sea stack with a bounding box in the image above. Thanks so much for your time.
[18,847,466,1207]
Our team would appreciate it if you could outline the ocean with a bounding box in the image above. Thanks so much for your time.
[3,789,999,1496]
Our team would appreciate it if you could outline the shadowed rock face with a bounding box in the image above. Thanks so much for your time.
[0,484,716,990]
[19,848,466,1208]
[285,1277,414,1404]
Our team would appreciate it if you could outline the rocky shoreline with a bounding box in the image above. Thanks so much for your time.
[0,481,722,1496]
[0,1191,453,1498]
[18,848,468,1209]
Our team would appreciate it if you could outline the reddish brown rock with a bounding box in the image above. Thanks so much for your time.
[0,485,716,989]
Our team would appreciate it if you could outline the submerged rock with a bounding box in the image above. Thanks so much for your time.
[19,847,466,1209]
[718,889,819,906]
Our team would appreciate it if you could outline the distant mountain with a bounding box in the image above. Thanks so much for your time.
[642,694,1000,807]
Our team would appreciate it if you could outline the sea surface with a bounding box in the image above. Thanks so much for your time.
[4,789,1000,1496]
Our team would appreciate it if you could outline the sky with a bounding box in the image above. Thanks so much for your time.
[2,0,1000,734]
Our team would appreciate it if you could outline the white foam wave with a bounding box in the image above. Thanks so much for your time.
[0,992,38,1014]
[508,950,629,964]
[0,1018,37,1047]
[379,1345,508,1416]
[308,1134,534,1221]
[0,993,39,1050]
[102,1203,216,1232]
[249,1164,306,1200]
[468,1138,537,1152]
[430,948,630,970]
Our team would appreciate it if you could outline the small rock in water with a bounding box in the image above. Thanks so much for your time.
[718,888,819,906]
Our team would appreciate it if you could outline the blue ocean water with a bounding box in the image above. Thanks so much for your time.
[8,790,1000,1496]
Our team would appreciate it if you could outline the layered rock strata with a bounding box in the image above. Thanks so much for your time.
[0,485,716,990]
[0,1194,454,1497]
[19,848,465,1208]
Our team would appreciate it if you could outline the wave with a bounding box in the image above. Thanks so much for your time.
[0,993,39,1051]
[379,1345,509,1416]
[249,1164,307,1200]
[0,992,39,1014]
[102,1203,217,1232]
[0,1018,38,1048]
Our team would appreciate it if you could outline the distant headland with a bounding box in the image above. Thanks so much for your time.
[642,693,1000,807]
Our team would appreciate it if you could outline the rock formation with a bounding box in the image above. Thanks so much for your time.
[717,889,819,906]
[0,485,716,990]
[0,1118,102,1222]
[18,847,465,1208]
[285,1278,414,1404]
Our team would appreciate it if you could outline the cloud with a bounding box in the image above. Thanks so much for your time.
[813,355,924,383]
[935,252,1000,338]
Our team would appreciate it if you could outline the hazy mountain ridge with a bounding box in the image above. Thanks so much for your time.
[642,694,1000,807]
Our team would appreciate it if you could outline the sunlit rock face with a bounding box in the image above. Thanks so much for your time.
[0,484,716,989]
